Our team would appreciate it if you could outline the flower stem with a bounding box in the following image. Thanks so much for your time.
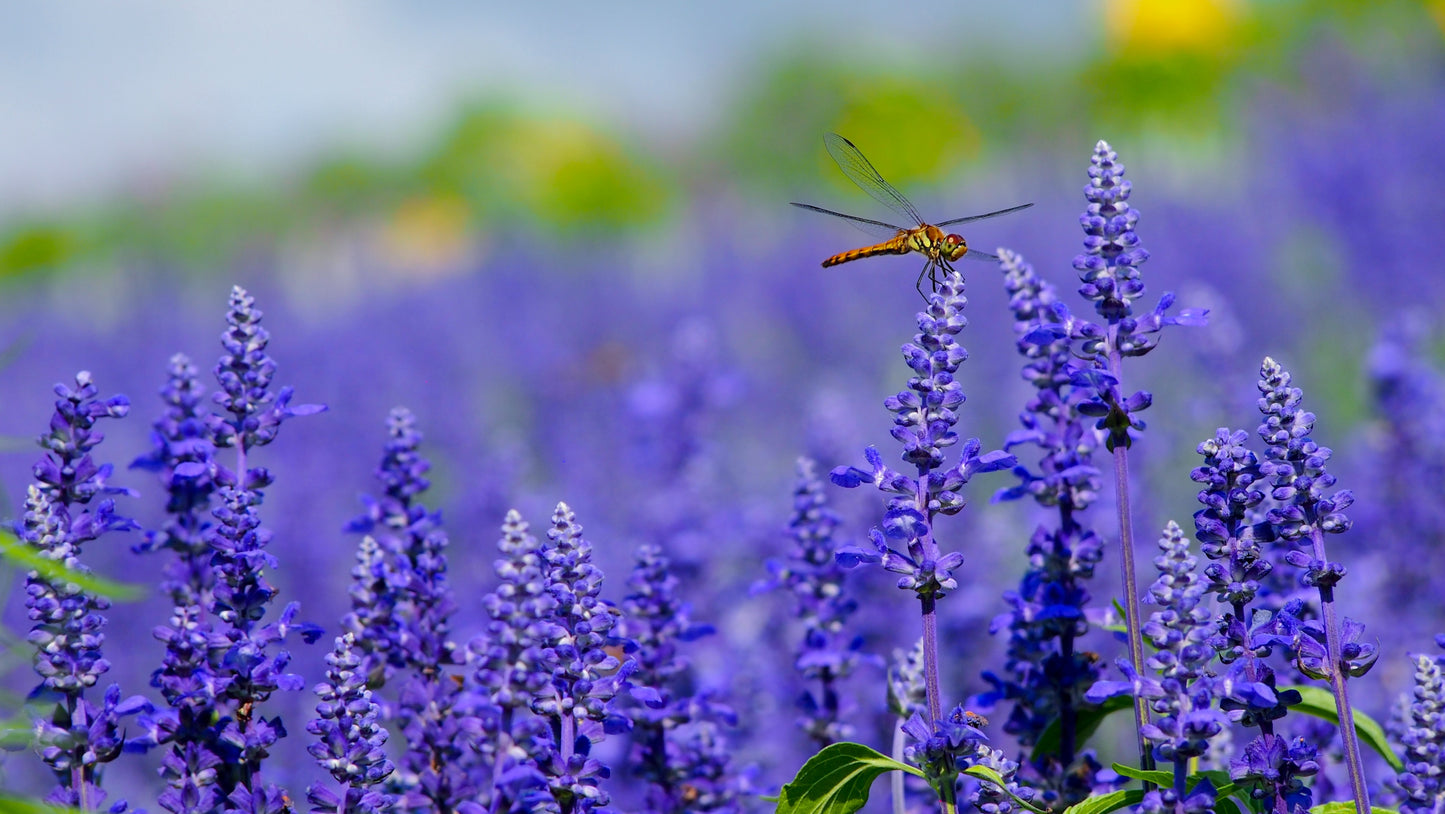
[1107,351,1153,776]
[1308,529,1370,812]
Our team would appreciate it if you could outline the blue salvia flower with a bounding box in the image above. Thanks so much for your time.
[305,632,396,814]
[207,285,324,480]
[983,249,1106,805]
[193,287,324,801]
[23,373,150,810]
[1189,429,1297,744]
[534,503,629,730]
[1229,734,1319,814]
[471,509,559,807]
[1395,637,1445,814]
[1137,523,1226,771]
[619,543,747,814]
[830,271,1015,602]
[525,502,635,812]
[1254,357,1373,808]
[763,457,866,747]
[899,704,989,804]
[131,353,219,608]
[346,407,479,813]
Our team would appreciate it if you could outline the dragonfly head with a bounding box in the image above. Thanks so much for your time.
[941,233,968,262]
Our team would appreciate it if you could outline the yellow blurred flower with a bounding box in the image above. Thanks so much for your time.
[380,192,473,274]
[1104,0,1245,56]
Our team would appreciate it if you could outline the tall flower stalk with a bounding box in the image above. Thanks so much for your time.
[346,407,477,813]
[985,248,1107,806]
[765,457,866,748]
[1056,141,1204,773]
[23,373,149,811]
[1254,358,1373,812]
[831,271,1014,805]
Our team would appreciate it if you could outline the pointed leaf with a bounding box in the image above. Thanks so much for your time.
[1061,789,1146,814]
[962,765,1049,814]
[1284,685,1403,773]
[0,532,143,602]
[1307,803,1398,814]
[776,742,923,814]
[1112,763,1174,787]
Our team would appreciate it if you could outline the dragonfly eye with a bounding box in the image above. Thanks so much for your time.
[944,234,963,248]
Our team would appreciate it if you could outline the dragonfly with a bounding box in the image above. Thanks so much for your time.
[792,133,1032,299]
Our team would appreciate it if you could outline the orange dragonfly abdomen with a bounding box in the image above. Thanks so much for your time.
[821,232,911,267]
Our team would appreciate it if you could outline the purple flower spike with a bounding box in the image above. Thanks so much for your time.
[763,458,867,747]
[1395,643,1445,814]
[1074,140,1148,323]
[1137,522,1227,764]
[23,373,147,809]
[207,286,325,460]
[620,543,746,812]
[305,633,395,814]
[131,354,219,609]
[832,272,1015,601]
[347,407,477,812]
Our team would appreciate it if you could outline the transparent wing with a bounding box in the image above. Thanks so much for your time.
[960,248,1002,263]
[935,202,1034,228]
[790,202,905,239]
[823,133,926,227]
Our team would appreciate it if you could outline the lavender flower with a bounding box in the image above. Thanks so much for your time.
[207,286,324,479]
[1190,428,1296,743]
[830,270,1013,727]
[131,353,219,608]
[1395,639,1445,814]
[471,509,558,809]
[984,248,1106,805]
[764,457,865,747]
[1051,140,1205,774]
[1255,357,1372,809]
[1137,523,1225,769]
[619,543,746,814]
[173,286,324,803]
[533,503,628,732]
[23,373,149,810]
[1230,734,1319,813]
[346,408,478,813]
[305,633,396,814]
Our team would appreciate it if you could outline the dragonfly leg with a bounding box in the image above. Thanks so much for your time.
[914,262,932,302]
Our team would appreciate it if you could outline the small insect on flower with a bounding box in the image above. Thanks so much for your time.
[792,132,1033,299]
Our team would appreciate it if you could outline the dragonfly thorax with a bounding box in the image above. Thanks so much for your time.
[909,225,969,262]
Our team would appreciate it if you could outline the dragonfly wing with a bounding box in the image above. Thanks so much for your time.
[960,248,1002,263]
[823,133,926,227]
[790,202,905,239]
[935,202,1034,228]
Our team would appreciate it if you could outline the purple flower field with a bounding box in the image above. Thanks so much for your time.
[2,79,1444,814]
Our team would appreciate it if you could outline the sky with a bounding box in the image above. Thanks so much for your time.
[0,2,1089,216]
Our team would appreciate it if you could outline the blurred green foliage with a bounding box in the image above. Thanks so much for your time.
[0,0,1440,280]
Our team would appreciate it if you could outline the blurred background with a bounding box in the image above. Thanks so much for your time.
[3,0,1445,805]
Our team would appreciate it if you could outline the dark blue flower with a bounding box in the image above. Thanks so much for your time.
[305,632,396,814]
[1394,642,1445,814]
[22,373,147,807]
[831,272,1015,601]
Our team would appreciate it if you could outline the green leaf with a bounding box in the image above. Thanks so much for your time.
[1285,685,1404,773]
[0,532,144,603]
[1031,695,1135,763]
[1112,763,1174,787]
[961,764,1050,814]
[1062,789,1146,814]
[0,794,86,814]
[1307,803,1398,814]
[775,742,924,814]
